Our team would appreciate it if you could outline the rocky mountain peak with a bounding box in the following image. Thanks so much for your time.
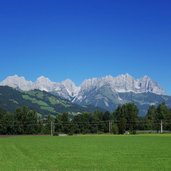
[0,75,33,91]
[0,74,166,99]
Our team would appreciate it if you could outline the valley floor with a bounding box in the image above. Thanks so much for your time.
[0,135,171,171]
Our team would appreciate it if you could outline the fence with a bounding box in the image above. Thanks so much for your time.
[1,119,171,135]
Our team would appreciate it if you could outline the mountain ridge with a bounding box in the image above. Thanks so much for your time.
[0,86,102,115]
[0,74,165,98]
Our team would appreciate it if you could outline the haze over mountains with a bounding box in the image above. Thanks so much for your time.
[0,74,170,115]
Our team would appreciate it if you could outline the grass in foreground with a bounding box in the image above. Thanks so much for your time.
[0,134,171,171]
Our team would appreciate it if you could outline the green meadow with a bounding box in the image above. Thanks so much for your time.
[0,135,171,171]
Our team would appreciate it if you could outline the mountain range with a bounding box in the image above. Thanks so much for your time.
[0,86,102,115]
[0,74,171,115]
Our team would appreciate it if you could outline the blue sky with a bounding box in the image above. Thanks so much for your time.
[0,0,171,94]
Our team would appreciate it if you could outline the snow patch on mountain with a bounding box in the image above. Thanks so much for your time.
[62,79,80,97]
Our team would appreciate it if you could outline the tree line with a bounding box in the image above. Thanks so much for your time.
[0,103,171,135]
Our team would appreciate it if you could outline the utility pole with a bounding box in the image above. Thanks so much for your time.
[51,121,53,136]
[109,121,112,134]
[160,120,163,134]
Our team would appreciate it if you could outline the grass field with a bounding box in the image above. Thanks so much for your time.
[0,135,171,171]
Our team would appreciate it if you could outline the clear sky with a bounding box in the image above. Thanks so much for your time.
[0,0,171,94]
